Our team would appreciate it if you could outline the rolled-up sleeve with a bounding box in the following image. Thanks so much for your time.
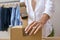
[43,0,54,18]
[24,0,29,13]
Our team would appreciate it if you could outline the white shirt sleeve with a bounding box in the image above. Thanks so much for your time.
[43,0,54,18]
[24,0,29,13]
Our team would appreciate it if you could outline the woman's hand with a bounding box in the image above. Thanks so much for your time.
[24,13,50,35]
[24,21,43,35]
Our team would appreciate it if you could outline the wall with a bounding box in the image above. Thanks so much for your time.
[53,0,60,37]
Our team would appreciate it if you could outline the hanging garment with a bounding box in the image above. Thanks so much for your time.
[11,6,21,26]
[15,6,21,26]
[0,7,12,31]
[7,8,12,25]
[2,7,12,31]
[10,7,16,26]
[0,7,2,31]
[2,7,9,31]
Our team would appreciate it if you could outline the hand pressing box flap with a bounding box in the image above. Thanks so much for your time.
[10,19,42,40]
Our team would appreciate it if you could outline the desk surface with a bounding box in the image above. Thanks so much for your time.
[0,37,60,40]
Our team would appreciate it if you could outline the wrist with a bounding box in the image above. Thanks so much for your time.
[38,21,45,25]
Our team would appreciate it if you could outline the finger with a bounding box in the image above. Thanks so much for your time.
[25,22,37,33]
[25,26,29,32]
[25,21,37,34]
[29,24,39,35]
[25,21,35,31]
[34,25,42,35]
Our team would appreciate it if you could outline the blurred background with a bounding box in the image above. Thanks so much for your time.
[0,0,60,39]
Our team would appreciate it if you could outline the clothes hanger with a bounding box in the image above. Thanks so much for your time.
[0,2,20,8]
[4,2,19,8]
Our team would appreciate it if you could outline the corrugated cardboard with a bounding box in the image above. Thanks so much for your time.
[10,19,42,40]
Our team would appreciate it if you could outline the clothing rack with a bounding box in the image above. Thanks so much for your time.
[0,1,20,8]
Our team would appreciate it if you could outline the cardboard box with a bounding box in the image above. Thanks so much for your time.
[10,19,42,40]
